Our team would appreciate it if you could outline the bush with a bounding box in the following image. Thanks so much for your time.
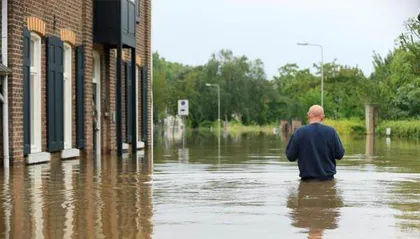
[228,120,243,126]
[323,119,365,135]
[195,119,420,138]
[198,120,216,128]
[377,120,420,138]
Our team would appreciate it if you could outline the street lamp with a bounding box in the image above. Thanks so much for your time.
[297,42,324,109]
[205,83,220,132]
[206,83,221,161]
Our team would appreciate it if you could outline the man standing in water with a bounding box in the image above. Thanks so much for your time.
[286,105,345,180]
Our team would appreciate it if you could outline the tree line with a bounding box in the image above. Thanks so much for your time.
[153,17,420,127]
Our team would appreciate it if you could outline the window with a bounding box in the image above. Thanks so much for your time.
[30,33,42,153]
[63,43,72,149]
[30,40,35,67]
[92,52,101,153]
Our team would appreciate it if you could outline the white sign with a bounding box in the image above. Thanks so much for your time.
[178,99,189,116]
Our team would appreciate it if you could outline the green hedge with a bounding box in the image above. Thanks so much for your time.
[323,119,365,135]
[196,119,420,138]
[198,120,217,128]
[377,120,420,138]
[324,119,420,138]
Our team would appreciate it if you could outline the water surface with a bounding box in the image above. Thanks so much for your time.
[0,132,419,238]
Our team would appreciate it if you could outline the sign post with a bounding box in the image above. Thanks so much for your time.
[178,100,189,149]
[178,100,189,116]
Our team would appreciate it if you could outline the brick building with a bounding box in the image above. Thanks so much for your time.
[0,0,153,165]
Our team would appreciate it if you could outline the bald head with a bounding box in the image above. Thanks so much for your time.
[307,105,325,123]
[308,228,323,239]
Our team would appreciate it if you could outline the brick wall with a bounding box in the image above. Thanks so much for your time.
[0,8,2,162]
[146,0,152,148]
[137,0,152,148]
[105,0,152,153]
[8,0,26,163]
[106,49,117,152]
[6,0,151,163]
[104,49,127,153]
[8,0,90,163]
[82,0,94,154]
[94,0,154,154]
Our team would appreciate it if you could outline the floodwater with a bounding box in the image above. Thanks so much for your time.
[0,132,420,239]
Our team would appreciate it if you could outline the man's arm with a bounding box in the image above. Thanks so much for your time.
[334,131,345,160]
[286,132,299,162]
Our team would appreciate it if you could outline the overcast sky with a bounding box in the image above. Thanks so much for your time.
[152,0,420,78]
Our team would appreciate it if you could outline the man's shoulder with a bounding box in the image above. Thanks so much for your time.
[300,123,336,132]
[320,123,336,131]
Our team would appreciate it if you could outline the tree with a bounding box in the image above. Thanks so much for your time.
[152,16,420,126]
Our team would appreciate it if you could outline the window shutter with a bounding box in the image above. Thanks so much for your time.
[23,28,31,155]
[76,46,85,149]
[141,66,147,142]
[47,36,64,152]
[136,0,141,23]
[126,62,133,143]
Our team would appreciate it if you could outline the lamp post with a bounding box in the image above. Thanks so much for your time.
[297,42,324,109]
[205,83,220,132]
[206,83,221,162]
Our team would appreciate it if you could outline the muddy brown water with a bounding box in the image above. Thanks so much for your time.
[0,132,419,238]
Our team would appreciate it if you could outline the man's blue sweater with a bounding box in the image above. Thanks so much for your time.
[286,123,345,180]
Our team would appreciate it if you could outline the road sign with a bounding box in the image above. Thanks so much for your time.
[178,99,189,116]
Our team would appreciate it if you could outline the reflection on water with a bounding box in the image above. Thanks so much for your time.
[62,160,78,238]
[0,152,153,239]
[28,164,48,238]
[366,134,376,157]
[0,132,420,238]
[287,180,343,239]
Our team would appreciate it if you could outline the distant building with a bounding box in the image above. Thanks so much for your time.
[0,0,152,165]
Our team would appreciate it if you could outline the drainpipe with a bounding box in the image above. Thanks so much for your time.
[2,0,9,167]
[149,1,153,150]
[150,47,153,149]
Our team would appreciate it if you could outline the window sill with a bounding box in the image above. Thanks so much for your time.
[137,141,144,150]
[26,152,51,165]
[61,148,80,159]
